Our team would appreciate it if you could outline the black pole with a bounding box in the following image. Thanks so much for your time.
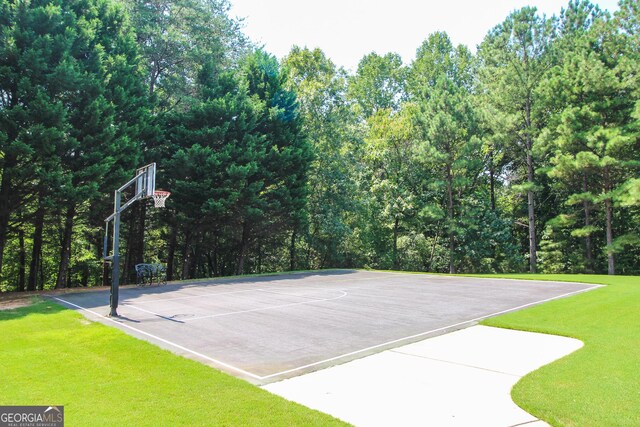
[109,191,121,317]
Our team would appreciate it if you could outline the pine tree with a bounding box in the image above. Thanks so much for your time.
[236,50,311,274]
[0,0,148,289]
[541,10,638,275]
[410,33,483,273]
[164,51,311,278]
[477,7,555,273]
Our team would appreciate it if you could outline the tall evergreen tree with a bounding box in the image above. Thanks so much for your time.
[411,33,483,274]
[54,0,146,288]
[478,7,555,273]
[538,1,605,273]
[164,51,311,278]
[540,5,639,275]
[0,0,68,284]
[236,50,311,274]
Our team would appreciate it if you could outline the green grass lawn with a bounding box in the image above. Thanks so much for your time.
[0,300,346,426]
[473,274,640,427]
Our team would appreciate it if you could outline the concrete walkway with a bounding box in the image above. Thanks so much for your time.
[264,326,582,426]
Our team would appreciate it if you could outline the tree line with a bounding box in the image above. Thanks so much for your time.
[0,0,638,291]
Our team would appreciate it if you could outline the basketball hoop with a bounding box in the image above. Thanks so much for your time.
[152,190,171,208]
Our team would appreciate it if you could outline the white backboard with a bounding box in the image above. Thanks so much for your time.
[135,163,156,197]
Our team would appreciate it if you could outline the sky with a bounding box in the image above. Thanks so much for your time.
[228,0,620,72]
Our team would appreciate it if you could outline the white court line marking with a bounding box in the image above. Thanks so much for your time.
[51,297,262,380]
[256,288,331,299]
[359,269,604,287]
[53,283,601,382]
[121,303,184,321]
[119,273,411,307]
[183,290,348,322]
[126,287,344,321]
[122,288,260,305]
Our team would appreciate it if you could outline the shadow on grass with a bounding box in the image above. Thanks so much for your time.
[0,299,67,322]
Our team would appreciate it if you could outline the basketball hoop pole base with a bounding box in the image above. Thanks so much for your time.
[109,194,122,317]
[109,253,119,317]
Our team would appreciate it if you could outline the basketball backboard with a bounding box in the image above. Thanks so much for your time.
[135,163,156,198]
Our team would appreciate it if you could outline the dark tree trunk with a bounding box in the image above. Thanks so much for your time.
[166,222,177,281]
[584,206,593,272]
[236,222,249,275]
[124,203,146,284]
[448,237,455,274]
[206,252,214,277]
[392,217,400,270]
[190,236,201,278]
[490,170,496,211]
[0,93,18,281]
[526,151,537,273]
[56,205,76,289]
[102,260,110,287]
[257,240,262,274]
[489,149,496,211]
[80,263,89,287]
[447,165,456,274]
[0,158,14,281]
[28,199,46,291]
[582,175,593,273]
[17,226,26,292]
[212,235,219,276]
[306,226,315,269]
[96,231,107,286]
[605,198,614,275]
[604,167,615,275]
[38,257,45,291]
[289,229,296,271]
[524,82,537,273]
[426,232,439,272]
[181,229,193,280]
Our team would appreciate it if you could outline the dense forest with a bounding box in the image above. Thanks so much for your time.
[0,0,638,291]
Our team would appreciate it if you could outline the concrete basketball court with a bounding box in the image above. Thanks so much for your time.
[53,270,598,386]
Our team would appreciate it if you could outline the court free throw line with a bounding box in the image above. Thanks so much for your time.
[122,287,260,304]
[183,290,348,321]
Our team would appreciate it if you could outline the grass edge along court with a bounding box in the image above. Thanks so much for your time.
[477,274,640,427]
[1,272,638,426]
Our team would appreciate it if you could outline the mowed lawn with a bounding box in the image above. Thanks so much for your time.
[0,301,346,426]
[477,274,640,427]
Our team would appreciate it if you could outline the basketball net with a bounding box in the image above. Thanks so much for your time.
[152,190,171,208]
